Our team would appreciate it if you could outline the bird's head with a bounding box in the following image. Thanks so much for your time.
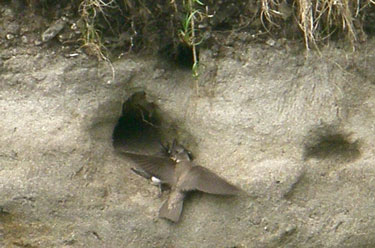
[169,140,192,162]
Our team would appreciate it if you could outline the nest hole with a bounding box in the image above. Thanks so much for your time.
[160,43,198,69]
[303,132,360,163]
[112,91,163,154]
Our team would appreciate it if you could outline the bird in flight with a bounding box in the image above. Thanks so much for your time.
[121,141,241,222]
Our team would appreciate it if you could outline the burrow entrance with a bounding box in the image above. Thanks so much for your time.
[112,91,164,155]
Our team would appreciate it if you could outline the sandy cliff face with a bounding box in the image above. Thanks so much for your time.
[2,3,375,247]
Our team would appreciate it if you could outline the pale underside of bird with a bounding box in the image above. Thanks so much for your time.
[122,141,241,222]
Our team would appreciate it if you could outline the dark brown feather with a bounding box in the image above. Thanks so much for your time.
[159,191,185,222]
[123,153,176,185]
[179,165,240,195]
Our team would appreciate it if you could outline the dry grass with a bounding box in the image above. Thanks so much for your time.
[78,0,118,60]
[71,0,375,57]
[260,0,375,50]
[24,0,375,66]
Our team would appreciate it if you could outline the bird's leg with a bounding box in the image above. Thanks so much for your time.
[157,184,163,198]
[151,176,163,198]
[131,168,164,198]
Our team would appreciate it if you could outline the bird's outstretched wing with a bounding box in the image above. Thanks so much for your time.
[123,152,176,185]
[179,165,240,195]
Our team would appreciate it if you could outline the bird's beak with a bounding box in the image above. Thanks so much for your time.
[170,155,180,163]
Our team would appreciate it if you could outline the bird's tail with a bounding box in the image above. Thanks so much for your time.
[159,191,185,222]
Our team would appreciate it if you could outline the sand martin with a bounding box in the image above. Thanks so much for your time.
[122,141,241,222]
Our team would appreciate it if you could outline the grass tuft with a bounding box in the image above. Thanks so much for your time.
[179,0,206,76]
[260,0,375,50]
[20,0,375,73]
